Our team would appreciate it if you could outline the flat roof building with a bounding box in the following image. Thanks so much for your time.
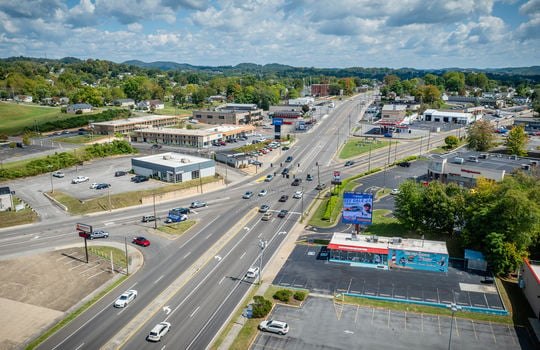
[131,124,255,148]
[520,260,540,319]
[131,152,215,183]
[91,115,179,135]
[193,104,263,125]
[427,152,536,187]
[328,232,449,272]
[422,109,477,125]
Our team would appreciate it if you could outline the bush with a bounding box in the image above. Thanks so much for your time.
[252,295,272,318]
[294,291,306,301]
[322,196,338,220]
[273,289,292,302]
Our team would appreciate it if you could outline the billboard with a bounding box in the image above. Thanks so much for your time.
[388,249,448,272]
[342,192,373,225]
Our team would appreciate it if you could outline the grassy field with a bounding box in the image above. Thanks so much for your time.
[158,220,197,235]
[0,102,64,135]
[88,246,127,268]
[340,138,390,159]
[0,197,40,228]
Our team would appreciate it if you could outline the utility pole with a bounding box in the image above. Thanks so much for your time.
[124,236,129,276]
[258,240,267,285]
[153,192,157,229]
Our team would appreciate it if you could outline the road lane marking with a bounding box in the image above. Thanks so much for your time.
[239,252,246,259]
[74,343,84,350]
[189,306,200,318]
[154,275,165,284]
[183,251,191,259]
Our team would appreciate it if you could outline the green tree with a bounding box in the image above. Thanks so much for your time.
[71,86,104,106]
[444,135,459,149]
[423,74,439,86]
[394,180,423,230]
[505,125,528,156]
[418,85,441,104]
[483,232,510,275]
[466,120,495,151]
[443,71,465,92]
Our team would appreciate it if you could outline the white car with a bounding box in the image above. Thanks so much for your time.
[147,322,171,342]
[52,171,65,178]
[72,176,89,184]
[293,191,303,199]
[89,182,99,189]
[259,320,289,335]
[390,188,400,195]
[246,266,260,278]
[114,289,138,308]
[258,189,268,197]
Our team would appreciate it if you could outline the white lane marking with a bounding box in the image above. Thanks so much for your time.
[154,275,165,284]
[74,343,85,350]
[239,252,246,259]
[189,306,200,318]
[183,251,191,259]
[219,276,226,285]
[51,282,138,350]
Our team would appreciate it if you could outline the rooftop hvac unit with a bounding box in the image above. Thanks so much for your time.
[180,158,191,163]
[162,155,172,160]
[392,237,402,244]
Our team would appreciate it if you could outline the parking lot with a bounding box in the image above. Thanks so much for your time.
[252,297,535,350]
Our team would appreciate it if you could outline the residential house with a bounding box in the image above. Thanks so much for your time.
[113,98,135,107]
[137,100,165,111]
[67,103,93,114]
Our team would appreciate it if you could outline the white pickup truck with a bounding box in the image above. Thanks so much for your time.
[72,176,89,184]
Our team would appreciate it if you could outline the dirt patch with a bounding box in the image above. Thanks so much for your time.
[0,248,119,349]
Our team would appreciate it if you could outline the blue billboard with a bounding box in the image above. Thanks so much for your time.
[388,249,448,272]
[272,118,283,126]
[342,192,373,225]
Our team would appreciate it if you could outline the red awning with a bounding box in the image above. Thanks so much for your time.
[327,243,388,254]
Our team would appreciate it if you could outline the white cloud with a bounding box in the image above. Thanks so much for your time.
[127,23,143,32]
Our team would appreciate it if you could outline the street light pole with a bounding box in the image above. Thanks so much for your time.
[447,302,462,350]
[50,172,54,193]
[258,239,267,285]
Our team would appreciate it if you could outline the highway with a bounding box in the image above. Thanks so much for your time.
[1,92,454,349]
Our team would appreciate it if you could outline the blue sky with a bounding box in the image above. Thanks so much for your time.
[0,0,539,69]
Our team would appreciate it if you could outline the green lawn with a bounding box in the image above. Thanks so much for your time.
[0,102,65,135]
[0,197,40,228]
[158,220,197,235]
[340,138,390,159]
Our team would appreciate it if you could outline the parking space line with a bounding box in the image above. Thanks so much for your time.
[421,313,424,333]
[79,262,102,274]
[387,310,391,328]
[354,305,359,323]
[371,308,375,325]
[69,263,87,271]
[404,311,407,330]
[490,322,497,343]
[88,270,107,279]
[472,320,478,339]
[454,317,459,337]
[347,279,352,293]
[438,316,442,335]
[507,324,517,344]
[436,288,440,303]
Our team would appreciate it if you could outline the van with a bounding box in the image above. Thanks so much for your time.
[141,215,156,222]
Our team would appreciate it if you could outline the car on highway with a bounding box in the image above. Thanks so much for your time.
[258,189,268,197]
[165,214,187,223]
[52,171,65,178]
[277,209,288,218]
[147,322,171,342]
[285,156,293,162]
[291,178,302,186]
[72,176,89,184]
[96,183,111,190]
[345,160,355,166]
[390,188,400,195]
[258,320,289,335]
[141,215,156,222]
[246,266,260,278]
[243,191,254,199]
[252,160,263,166]
[293,191,303,199]
[89,230,109,239]
[259,205,270,213]
[190,201,207,208]
[151,144,162,149]
[114,289,138,308]
[114,170,128,177]
[281,167,290,175]
[265,174,274,182]
[315,183,327,190]
[89,182,99,189]
[282,146,290,150]
[279,195,289,202]
[384,133,393,138]
[261,212,273,221]
[133,236,151,246]
[306,174,313,181]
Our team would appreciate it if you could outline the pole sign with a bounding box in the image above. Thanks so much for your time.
[331,171,342,185]
[76,223,92,233]
[341,192,373,225]
[272,118,283,126]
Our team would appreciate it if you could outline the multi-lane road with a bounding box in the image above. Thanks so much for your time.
[1,92,452,349]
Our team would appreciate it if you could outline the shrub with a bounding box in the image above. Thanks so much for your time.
[252,295,272,318]
[273,289,292,302]
[294,291,306,301]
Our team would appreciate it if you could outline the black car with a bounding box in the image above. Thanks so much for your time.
[398,161,411,167]
[345,161,355,166]
[285,156,293,162]
[171,207,190,214]
[292,178,302,186]
[131,175,149,183]
[277,209,288,218]
[306,174,313,181]
[282,146,290,150]
[115,171,127,177]
[281,167,290,175]
[96,183,111,189]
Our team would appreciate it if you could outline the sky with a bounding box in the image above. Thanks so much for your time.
[0,0,539,69]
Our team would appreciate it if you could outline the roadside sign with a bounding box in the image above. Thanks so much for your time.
[76,223,92,233]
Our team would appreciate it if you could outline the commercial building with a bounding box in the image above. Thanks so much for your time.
[131,152,215,183]
[422,109,477,125]
[311,84,330,97]
[91,115,179,135]
[192,104,263,125]
[427,152,536,187]
[520,259,540,319]
[131,124,255,148]
[514,117,540,132]
[288,97,314,106]
[215,150,249,168]
[328,232,449,272]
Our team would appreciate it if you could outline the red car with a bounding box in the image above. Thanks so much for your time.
[279,195,289,202]
[133,236,150,247]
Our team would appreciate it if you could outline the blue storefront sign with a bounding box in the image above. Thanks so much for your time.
[388,249,448,272]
